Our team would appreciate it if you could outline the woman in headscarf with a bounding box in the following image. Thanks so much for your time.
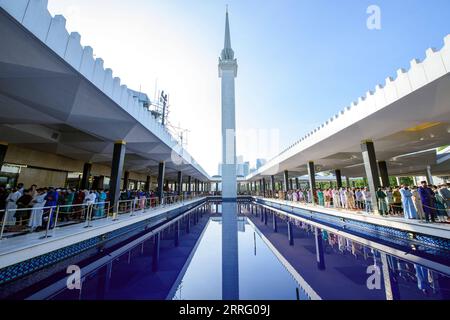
[345,188,356,210]
[317,189,324,206]
[392,187,403,215]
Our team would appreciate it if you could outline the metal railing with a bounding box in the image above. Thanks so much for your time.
[0,193,206,241]
[248,192,450,223]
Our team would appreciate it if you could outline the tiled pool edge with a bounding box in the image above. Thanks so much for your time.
[246,218,321,300]
[254,198,450,251]
[0,198,206,287]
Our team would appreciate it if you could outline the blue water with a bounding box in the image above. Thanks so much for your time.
[171,203,450,300]
[46,201,450,300]
[172,218,306,300]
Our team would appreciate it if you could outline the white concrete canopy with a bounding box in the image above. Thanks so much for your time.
[246,35,450,182]
[0,3,210,181]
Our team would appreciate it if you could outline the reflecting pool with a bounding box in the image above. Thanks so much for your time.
[172,202,450,300]
[172,217,308,300]
[45,201,450,300]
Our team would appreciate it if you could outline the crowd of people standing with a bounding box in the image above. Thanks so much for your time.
[280,181,450,223]
[0,183,181,233]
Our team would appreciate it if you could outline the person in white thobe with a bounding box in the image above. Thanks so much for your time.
[340,188,347,208]
[84,191,97,220]
[332,189,341,208]
[28,190,47,231]
[5,189,21,225]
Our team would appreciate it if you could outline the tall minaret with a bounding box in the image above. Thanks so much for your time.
[219,8,238,200]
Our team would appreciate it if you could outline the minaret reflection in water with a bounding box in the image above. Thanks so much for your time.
[222,202,239,300]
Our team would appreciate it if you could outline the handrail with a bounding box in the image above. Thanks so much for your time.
[0,194,206,241]
[249,192,450,224]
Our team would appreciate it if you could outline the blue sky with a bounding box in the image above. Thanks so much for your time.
[48,0,450,175]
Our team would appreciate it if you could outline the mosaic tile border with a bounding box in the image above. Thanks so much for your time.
[256,199,450,252]
[0,199,205,286]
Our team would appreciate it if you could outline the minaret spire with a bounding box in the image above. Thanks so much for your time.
[218,6,237,200]
[221,7,235,61]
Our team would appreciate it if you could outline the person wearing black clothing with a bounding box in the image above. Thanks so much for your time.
[0,187,8,211]
[15,189,34,226]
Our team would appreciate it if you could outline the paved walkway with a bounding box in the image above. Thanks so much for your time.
[256,197,450,238]
[0,198,206,269]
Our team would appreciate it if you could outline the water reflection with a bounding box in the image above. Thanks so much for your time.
[49,202,450,300]
[282,217,450,299]
[222,202,239,300]
[174,203,450,300]
[173,215,306,300]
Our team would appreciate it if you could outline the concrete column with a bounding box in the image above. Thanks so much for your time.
[216,182,219,192]
[361,140,380,213]
[177,171,182,195]
[92,175,104,190]
[272,212,278,232]
[174,220,180,247]
[81,162,92,190]
[186,214,191,233]
[157,162,165,203]
[152,233,160,272]
[283,171,289,192]
[426,166,434,185]
[295,177,299,189]
[145,176,151,192]
[287,221,294,246]
[380,252,401,300]
[264,209,268,225]
[188,176,192,194]
[395,177,401,186]
[378,161,390,187]
[315,228,326,270]
[123,171,130,190]
[271,175,276,192]
[109,141,126,208]
[346,176,350,187]
[262,178,266,197]
[0,142,7,167]
[335,169,342,188]
[307,161,316,204]
[95,264,111,299]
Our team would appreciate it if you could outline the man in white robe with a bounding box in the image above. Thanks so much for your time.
[5,189,21,225]
[29,189,47,231]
